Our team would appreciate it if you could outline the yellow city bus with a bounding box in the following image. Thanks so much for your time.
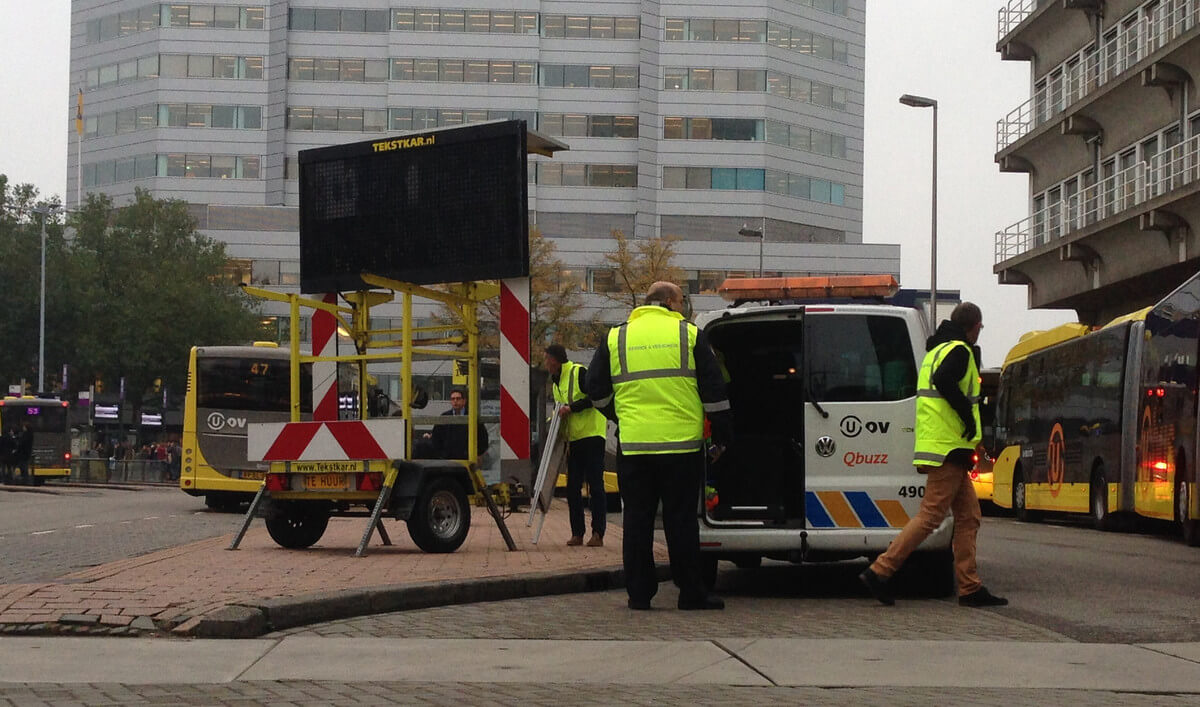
[180,343,311,510]
[991,271,1200,543]
[0,396,72,485]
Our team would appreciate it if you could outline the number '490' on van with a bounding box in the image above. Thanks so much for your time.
[695,276,955,595]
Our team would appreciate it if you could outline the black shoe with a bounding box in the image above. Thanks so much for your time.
[628,598,651,610]
[678,595,724,611]
[959,587,1008,607]
[859,567,895,606]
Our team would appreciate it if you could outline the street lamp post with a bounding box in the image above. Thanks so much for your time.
[31,204,57,394]
[738,220,765,277]
[899,93,938,324]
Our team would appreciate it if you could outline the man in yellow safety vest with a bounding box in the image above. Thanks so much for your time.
[860,302,1008,607]
[545,343,609,547]
[587,281,733,611]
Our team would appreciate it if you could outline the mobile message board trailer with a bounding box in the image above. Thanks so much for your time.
[229,120,567,555]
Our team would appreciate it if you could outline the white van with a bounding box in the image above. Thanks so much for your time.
[695,279,954,595]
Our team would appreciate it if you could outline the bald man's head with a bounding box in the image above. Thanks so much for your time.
[645,281,683,310]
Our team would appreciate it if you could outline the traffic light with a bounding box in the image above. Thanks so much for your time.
[95,379,103,394]
[153,378,162,393]
[452,359,468,385]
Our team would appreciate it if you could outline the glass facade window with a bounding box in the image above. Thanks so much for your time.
[535,163,637,187]
[83,3,266,39]
[667,166,849,204]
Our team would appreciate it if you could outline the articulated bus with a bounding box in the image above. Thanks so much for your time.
[991,271,1200,543]
[0,396,72,484]
[181,344,311,510]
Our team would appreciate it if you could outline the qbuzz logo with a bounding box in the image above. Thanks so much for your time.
[206,411,248,432]
[840,415,890,438]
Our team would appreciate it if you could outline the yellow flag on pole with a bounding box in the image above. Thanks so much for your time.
[75,89,83,135]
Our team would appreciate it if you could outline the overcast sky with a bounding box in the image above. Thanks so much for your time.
[0,1,1074,366]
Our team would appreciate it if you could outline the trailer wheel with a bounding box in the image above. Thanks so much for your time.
[265,503,330,549]
[408,477,470,553]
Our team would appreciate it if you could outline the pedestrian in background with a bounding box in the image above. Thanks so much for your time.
[14,421,34,485]
[0,429,15,483]
[545,343,608,548]
[860,302,1008,608]
[587,281,733,611]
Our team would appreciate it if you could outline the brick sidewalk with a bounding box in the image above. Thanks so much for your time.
[0,500,665,637]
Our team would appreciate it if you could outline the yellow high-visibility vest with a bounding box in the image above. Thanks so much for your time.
[913,340,981,467]
[607,306,703,455]
[552,360,607,442]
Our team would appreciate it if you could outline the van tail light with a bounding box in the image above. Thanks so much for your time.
[64,452,71,462]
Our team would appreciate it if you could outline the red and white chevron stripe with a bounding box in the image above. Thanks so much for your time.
[247,419,407,462]
[311,293,339,422]
[499,277,530,461]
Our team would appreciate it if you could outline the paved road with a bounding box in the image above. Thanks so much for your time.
[0,485,241,584]
[276,513,1200,645]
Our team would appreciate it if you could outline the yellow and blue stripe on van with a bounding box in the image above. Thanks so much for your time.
[805,491,911,528]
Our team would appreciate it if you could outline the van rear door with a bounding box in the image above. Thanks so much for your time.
[704,310,806,527]
[801,311,920,531]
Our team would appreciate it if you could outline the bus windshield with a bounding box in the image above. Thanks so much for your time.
[0,403,69,434]
[196,356,312,412]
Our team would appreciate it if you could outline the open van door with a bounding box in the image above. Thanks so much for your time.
[703,311,807,527]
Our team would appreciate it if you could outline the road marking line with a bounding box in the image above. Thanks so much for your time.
[31,530,55,536]
[144,516,160,520]
[74,524,94,529]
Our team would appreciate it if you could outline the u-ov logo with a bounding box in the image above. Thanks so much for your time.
[206,412,247,432]
[840,415,890,438]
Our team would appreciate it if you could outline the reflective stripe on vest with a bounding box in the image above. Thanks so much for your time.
[551,360,607,442]
[913,340,981,467]
[608,306,704,455]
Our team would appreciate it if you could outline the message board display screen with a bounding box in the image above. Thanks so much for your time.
[298,120,529,292]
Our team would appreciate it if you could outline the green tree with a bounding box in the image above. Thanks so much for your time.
[67,189,261,414]
[0,176,71,391]
[600,229,684,310]
[436,228,587,367]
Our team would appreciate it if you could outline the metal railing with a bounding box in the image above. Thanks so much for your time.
[67,458,176,484]
[996,0,1200,151]
[995,134,1200,263]
[998,0,1040,41]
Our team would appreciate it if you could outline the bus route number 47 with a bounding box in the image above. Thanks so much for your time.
[898,485,925,498]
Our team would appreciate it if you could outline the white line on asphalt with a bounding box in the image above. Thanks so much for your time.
[31,530,55,536]
[144,516,159,520]
[120,521,132,524]
[74,524,94,529]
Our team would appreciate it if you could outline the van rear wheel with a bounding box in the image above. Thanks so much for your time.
[896,549,955,598]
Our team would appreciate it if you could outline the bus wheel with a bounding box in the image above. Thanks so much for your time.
[1013,467,1037,523]
[1174,470,1200,547]
[1090,465,1114,532]
[265,503,329,549]
[407,477,470,553]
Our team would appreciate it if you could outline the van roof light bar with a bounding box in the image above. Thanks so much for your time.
[717,275,901,303]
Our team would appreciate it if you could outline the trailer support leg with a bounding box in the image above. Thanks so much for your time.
[228,482,268,550]
[356,468,398,558]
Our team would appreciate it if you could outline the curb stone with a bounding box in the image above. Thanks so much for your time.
[183,564,673,639]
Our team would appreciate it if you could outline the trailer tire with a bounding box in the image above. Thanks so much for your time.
[407,476,471,553]
[265,503,330,549]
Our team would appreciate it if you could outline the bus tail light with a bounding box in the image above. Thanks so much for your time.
[265,473,289,492]
[357,472,383,492]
